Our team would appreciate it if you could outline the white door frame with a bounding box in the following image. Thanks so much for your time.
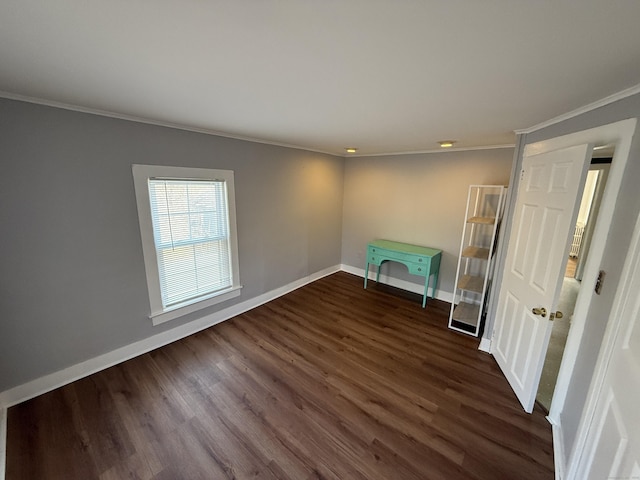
[570,204,640,479]
[514,118,636,477]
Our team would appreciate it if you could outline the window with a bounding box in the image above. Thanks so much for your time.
[132,165,241,325]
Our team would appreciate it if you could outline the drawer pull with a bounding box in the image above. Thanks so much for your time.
[418,258,422,262]
[418,267,422,272]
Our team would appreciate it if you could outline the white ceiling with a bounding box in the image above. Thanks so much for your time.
[2,1,640,156]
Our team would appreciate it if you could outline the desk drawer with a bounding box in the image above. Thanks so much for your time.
[368,246,430,265]
[367,252,383,265]
[407,262,430,276]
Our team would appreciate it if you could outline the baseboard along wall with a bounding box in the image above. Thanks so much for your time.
[341,264,454,304]
[549,416,566,480]
[0,264,477,480]
[0,407,6,480]
[0,265,340,409]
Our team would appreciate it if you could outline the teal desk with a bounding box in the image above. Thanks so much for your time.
[364,239,442,308]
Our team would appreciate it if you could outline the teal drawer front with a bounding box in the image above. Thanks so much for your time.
[369,246,430,265]
[408,262,429,276]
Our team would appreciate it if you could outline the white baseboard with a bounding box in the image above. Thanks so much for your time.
[340,264,454,304]
[478,337,492,353]
[0,408,6,480]
[548,415,566,480]
[0,263,443,480]
[0,265,340,409]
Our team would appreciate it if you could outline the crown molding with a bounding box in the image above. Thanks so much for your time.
[347,144,515,158]
[3,84,639,158]
[515,83,640,135]
[0,91,340,157]
[0,91,518,158]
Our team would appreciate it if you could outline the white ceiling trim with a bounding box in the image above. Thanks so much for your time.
[516,83,640,135]
[2,2,640,156]
[348,144,515,158]
[0,90,515,157]
[0,91,340,157]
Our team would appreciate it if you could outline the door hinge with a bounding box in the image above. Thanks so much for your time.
[595,270,605,295]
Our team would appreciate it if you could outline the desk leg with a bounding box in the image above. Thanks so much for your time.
[422,275,430,308]
[364,261,369,288]
[432,271,439,298]
[376,264,381,283]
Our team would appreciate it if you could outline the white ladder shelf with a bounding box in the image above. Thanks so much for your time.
[449,185,506,337]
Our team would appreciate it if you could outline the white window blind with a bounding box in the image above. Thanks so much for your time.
[148,178,232,308]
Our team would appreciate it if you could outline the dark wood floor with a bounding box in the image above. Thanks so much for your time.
[6,272,554,479]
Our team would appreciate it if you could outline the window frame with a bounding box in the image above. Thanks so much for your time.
[132,164,242,325]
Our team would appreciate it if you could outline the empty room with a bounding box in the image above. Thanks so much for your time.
[1,2,640,479]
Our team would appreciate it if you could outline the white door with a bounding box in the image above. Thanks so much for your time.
[572,212,640,480]
[492,144,592,412]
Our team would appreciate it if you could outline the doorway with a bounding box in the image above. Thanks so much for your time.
[536,155,613,412]
[489,118,636,476]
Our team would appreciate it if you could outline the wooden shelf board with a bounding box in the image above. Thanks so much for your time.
[457,275,484,293]
[467,216,496,225]
[451,302,480,327]
[461,246,490,260]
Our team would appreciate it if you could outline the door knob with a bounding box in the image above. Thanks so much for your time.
[532,307,547,317]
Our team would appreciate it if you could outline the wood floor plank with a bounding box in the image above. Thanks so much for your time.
[6,272,555,479]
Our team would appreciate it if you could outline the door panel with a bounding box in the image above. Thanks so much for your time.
[492,144,592,412]
[495,291,518,362]
[582,391,627,480]
[512,308,551,390]
[532,206,563,292]
[512,204,536,277]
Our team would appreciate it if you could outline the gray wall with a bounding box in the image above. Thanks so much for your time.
[0,98,344,392]
[508,93,640,460]
[341,149,514,298]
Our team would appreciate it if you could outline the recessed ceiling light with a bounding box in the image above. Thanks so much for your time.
[345,148,358,153]
[438,140,455,148]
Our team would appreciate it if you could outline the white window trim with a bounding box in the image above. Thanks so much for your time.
[132,164,242,326]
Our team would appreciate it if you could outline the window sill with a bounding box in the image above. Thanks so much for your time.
[150,285,243,326]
